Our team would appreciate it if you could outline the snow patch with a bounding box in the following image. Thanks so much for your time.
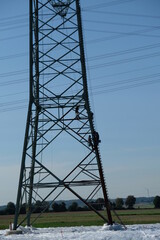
[0,224,160,239]
[101,223,125,231]
[18,226,33,233]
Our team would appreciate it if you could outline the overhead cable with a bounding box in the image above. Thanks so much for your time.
[90,51,160,70]
[88,43,160,61]
[83,0,135,11]
[93,79,160,95]
[83,10,160,20]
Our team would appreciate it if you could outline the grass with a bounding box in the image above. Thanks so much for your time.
[0,209,160,230]
[113,209,160,225]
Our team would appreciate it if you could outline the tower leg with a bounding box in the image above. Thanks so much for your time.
[14,104,32,230]
[76,0,113,225]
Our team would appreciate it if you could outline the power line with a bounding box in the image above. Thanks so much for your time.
[1,42,160,64]
[86,29,160,46]
[85,28,160,38]
[0,91,27,99]
[0,33,28,42]
[0,65,160,89]
[0,78,159,114]
[0,50,159,81]
[0,52,28,61]
[3,23,160,36]
[84,19,160,29]
[0,78,28,87]
[1,11,159,34]
[0,24,28,32]
[0,70,28,78]
[0,14,159,44]
[0,29,158,46]
[88,43,160,62]
[0,72,160,112]
[91,72,160,90]
[0,1,159,113]
[0,99,27,108]
[83,0,135,11]
[90,51,160,70]
[0,105,27,113]
[0,18,28,27]
[83,9,160,20]
[1,73,160,103]
[0,13,28,22]
[0,28,158,45]
[90,64,160,82]
[92,78,160,95]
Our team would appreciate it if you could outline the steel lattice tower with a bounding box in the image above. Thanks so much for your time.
[14,0,113,229]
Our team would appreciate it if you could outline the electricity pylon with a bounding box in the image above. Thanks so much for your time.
[14,0,113,229]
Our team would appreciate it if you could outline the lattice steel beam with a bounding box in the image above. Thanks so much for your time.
[13,0,113,229]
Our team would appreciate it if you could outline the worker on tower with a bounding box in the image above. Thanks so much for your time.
[75,105,80,120]
[88,135,93,149]
[93,131,101,148]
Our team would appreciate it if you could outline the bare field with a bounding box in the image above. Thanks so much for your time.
[0,209,160,230]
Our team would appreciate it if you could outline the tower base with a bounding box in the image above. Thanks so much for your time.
[102,223,126,231]
[5,230,23,236]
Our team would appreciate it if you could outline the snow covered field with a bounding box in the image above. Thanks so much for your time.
[1,224,160,240]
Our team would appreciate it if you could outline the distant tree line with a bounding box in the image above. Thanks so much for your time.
[1,195,160,215]
[0,198,105,215]
[112,195,160,210]
[111,195,136,210]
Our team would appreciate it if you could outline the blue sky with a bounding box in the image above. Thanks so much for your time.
[0,0,160,205]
